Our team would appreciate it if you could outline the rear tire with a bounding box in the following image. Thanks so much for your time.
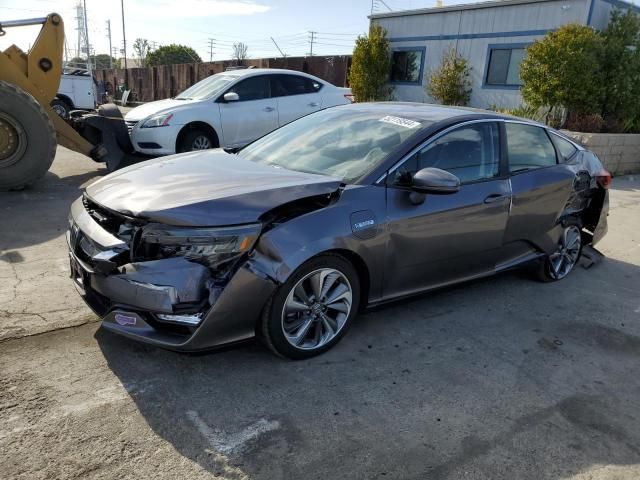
[260,254,361,360]
[177,129,216,153]
[0,81,56,191]
[536,224,583,282]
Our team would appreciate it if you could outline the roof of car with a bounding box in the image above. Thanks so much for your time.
[335,102,509,124]
[222,68,319,78]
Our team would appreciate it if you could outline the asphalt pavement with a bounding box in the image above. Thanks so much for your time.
[0,147,639,479]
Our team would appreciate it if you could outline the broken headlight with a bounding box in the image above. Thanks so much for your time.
[141,223,260,269]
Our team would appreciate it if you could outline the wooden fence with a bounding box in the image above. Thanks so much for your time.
[94,55,352,103]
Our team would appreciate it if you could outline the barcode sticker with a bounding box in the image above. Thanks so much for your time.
[379,115,421,129]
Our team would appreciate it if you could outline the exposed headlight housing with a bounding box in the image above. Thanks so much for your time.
[141,223,261,269]
[141,112,174,128]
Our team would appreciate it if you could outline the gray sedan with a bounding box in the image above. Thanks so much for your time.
[67,103,610,359]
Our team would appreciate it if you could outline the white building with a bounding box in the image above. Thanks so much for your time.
[370,0,639,109]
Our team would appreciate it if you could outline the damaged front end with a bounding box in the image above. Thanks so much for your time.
[67,195,274,350]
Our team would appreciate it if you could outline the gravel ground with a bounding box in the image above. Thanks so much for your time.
[0,150,639,479]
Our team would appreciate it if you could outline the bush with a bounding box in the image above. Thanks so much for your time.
[427,47,472,106]
[600,10,640,131]
[520,24,604,115]
[349,25,392,102]
[564,112,605,133]
[490,104,546,122]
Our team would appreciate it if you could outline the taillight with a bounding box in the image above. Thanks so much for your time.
[344,93,355,104]
[596,169,612,189]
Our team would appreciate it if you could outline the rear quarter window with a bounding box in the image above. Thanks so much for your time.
[550,133,578,163]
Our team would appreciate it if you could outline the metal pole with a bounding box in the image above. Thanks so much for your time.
[309,31,315,56]
[83,0,92,77]
[208,38,215,61]
[121,0,128,88]
[271,37,286,58]
[106,20,113,68]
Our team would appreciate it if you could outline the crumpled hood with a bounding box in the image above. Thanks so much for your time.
[85,150,342,226]
[124,98,196,122]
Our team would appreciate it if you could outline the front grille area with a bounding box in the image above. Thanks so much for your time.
[125,120,138,134]
[82,195,136,237]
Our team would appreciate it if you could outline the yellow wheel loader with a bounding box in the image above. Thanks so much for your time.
[0,13,141,191]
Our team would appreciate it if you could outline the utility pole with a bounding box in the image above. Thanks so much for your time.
[308,31,316,56]
[82,0,92,77]
[207,38,215,61]
[121,0,128,88]
[106,20,113,68]
[270,37,286,58]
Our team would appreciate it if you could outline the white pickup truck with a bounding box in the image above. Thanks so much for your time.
[52,72,97,118]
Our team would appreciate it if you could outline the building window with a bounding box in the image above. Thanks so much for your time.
[485,46,526,87]
[391,48,425,84]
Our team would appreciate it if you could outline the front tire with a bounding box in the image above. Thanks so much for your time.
[50,98,71,119]
[0,81,56,191]
[537,225,582,282]
[260,254,361,360]
[177,129,216,153]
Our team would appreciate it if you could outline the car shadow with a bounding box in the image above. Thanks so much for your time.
[96,255,640,479]
[0,168,106,257]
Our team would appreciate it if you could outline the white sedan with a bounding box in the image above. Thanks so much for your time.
[124,68,353,155]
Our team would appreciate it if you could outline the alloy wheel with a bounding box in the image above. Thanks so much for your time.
[191,135,211,150]
[0,112,26,169]
[548,225,581,280]
[51,104,68,118]
[281,268,353,350]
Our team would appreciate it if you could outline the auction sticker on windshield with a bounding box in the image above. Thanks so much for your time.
[379,115,421,129]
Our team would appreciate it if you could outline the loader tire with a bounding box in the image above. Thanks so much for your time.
[0,81,56,191]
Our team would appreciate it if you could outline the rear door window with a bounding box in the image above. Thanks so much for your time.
[272,75,321,97]
[505,123,557,172]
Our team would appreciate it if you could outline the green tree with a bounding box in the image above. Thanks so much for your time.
[520,24,604,116]
[427,47,472,106]
[146,44,202,66]
[133,38,150,67]
[348,24,392,102]
[599,10,640,126]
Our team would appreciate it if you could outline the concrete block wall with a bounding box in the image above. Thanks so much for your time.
[563,131,640,175]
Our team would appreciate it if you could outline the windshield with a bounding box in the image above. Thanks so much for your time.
[239,108,426,182]
[174,74,236,100]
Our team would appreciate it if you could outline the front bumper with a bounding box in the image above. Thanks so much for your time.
[67,197,276,351]
[129,123,183,156]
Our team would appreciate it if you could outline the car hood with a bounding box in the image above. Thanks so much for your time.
[85,150,342,226]
[124,98,197,122]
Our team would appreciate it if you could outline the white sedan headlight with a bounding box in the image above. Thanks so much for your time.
[141,112,174,128]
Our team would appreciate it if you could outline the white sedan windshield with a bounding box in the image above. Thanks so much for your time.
[175,74,235,100]
[239,108,426,182]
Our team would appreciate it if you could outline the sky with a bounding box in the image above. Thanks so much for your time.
[0,0,476,62]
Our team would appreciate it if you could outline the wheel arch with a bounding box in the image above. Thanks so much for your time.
[53,94,74,109]
[175,121,220,151]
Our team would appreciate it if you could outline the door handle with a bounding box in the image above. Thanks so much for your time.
[263,106,275,112]
[308,102,320,107]
[484,194,508,204]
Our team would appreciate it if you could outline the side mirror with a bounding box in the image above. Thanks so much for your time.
[411,167,460,194]
[223,92,239,102]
